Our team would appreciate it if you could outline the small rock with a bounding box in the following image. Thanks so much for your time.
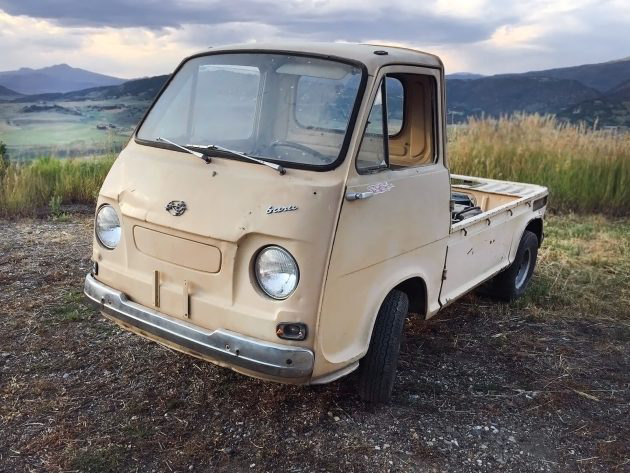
[333,416,340,422]
[508,436,516,443]
[374,446,381,450]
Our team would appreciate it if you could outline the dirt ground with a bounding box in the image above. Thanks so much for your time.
[0,214,628,472]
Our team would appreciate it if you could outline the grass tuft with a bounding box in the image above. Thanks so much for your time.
[0,155,115,217]
[519,214,630,319]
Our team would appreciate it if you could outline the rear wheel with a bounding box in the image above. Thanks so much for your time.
[488,230,538,301]
[357,290,409,403]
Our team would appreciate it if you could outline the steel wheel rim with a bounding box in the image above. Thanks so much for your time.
[515,248,532,289]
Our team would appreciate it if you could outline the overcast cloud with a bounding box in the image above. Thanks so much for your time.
[0,0,628,78]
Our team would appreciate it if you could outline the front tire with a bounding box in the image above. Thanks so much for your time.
[358,290,409,403]
[488,230,539,302]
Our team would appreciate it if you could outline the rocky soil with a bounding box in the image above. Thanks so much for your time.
[0,216,628,472]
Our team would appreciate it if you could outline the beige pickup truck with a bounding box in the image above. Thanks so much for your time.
[84,43,548,402]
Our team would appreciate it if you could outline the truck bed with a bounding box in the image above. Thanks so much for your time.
[450,174,548,232]
[438,174,548,307]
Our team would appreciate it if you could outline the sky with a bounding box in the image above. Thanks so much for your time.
[0,0,628,79]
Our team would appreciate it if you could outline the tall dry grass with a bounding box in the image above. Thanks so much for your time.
[448,114,630,215]
[0,156,115,217]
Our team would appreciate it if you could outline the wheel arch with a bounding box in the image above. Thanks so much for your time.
[359,273,429,362]
[393,276,428,318]
[525,218,544,247]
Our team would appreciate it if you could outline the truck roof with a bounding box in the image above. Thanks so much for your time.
[202,42,443,74]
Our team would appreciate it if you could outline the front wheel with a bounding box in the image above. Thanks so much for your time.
[357,290,409,403]
[487,230,539,302]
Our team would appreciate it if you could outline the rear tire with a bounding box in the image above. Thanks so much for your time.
[488,230,538,302]
[358,290,409,403]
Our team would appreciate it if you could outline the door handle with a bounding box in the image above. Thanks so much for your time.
[345,191,374,201]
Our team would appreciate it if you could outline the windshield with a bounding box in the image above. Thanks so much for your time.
[137,53,364,168]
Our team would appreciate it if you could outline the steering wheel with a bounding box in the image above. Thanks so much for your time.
[269,140,329,163]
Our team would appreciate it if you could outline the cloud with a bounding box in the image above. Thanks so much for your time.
[0,0,507,44]
[0,0,628,77]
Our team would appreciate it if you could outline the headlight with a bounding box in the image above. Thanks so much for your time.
[254,246,299,299]
[95,204,121,249]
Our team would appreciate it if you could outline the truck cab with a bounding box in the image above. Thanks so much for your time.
[84,43,548,402]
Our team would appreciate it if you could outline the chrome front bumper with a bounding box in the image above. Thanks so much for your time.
[83,274,314,379]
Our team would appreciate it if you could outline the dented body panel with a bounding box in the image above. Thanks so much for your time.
[85,42,548,385]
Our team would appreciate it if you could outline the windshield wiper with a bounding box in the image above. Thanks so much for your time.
[187,143,286,175]
[156,137,212,164]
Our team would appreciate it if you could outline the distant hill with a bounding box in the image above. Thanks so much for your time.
[13,75,169,103]
[446,73,485,80]
[0,85,22,100]
[557,78,630,127]
[606,78,630,101]
[0,64,126,95]
[520,58,630,93]
[446,76,600,118]
[445,57,630,125]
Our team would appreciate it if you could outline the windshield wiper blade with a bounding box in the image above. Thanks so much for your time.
[188,143,286,175]
[156,137,212,164]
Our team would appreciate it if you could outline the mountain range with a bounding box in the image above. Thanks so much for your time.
[1,57,630,127]
[0,85,23,100]
[8,75,169,104]
[0,64,126,95]
[445,57,630,126]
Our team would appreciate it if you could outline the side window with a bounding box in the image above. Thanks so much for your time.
[356,81,387,172]
[388,74,437,169]
[356,73,437,173]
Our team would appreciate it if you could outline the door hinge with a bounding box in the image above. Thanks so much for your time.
[442,268,448,281]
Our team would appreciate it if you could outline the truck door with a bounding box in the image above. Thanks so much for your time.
[316,66,451,369]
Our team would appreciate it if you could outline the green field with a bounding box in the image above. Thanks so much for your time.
[0,98,149,160]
